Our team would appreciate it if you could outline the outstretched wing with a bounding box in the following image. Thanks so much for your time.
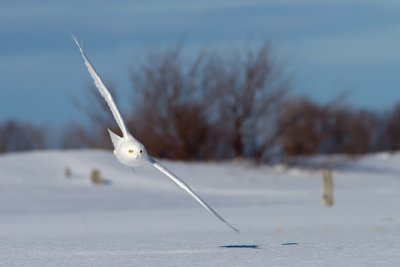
[72,35,128,137]
[150,157,239,233]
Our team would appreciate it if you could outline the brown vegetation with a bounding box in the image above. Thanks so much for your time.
[0,121,44,153]
[2,44,400,162]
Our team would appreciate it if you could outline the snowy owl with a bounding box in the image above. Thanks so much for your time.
[73,36,239,233]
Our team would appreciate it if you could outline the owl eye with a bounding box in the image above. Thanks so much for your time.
[140,150,143,154]
[128,150,134,153]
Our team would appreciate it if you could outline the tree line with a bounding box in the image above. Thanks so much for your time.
[1,43,400,162]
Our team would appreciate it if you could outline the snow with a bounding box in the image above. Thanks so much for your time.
[0,150,399,266]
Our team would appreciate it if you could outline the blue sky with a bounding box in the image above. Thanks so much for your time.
[1,0,400,126]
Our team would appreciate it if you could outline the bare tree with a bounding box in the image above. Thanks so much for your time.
[60,123,95,149]
[0,121,44,153]
[384,104,400,151]
[74,43,289,161]
[279,97,373,156]
[206,43,290,160]
[129,47,215,160]
[128,43,290,161]
[278,98,324,156]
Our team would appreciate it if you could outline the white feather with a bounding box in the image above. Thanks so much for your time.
[150,158,240,233]
[72,35,128,137]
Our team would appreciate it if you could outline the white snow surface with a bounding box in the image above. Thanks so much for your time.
[0,150,399,266]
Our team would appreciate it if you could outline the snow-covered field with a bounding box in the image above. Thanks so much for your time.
[0,150,399,266]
